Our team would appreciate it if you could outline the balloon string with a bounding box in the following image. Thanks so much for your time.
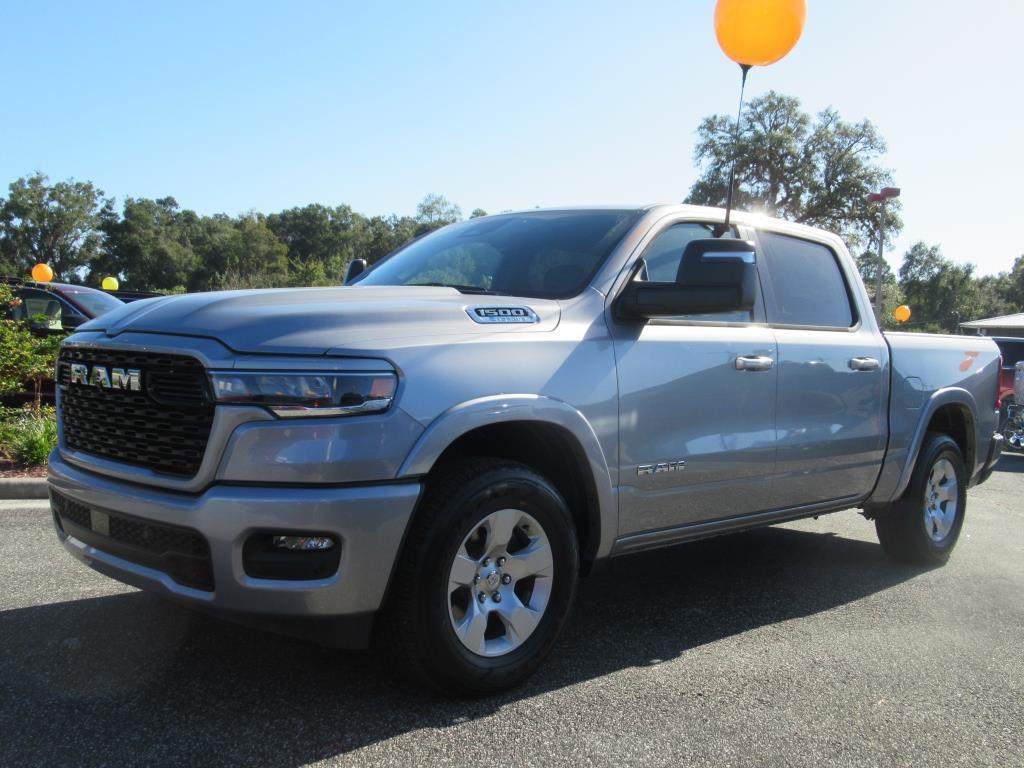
[722,63,751,233]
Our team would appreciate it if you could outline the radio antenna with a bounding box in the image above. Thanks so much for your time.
[718,63,751,236]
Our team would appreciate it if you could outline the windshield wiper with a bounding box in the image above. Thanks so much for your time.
[413,282,500,295]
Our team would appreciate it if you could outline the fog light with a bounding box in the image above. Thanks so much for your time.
[272,535,335,551]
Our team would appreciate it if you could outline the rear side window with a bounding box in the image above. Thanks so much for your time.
[760,232,854,328]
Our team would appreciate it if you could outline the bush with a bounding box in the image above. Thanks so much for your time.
[0,284,64,410]
[2,406,57,467]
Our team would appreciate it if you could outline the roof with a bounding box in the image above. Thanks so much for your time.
[960,313,1024,329]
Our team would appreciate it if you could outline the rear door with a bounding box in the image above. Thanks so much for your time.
[756,230,888,508]
[612,220,778,537]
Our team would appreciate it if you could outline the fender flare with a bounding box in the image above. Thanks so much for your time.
[880,387,979,503]
[397,394,618,559]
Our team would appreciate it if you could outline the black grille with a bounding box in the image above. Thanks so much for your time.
[52,490,214,591]
[58,347,214,478]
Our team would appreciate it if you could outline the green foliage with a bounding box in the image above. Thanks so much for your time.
[193,213,290,291]
[2,169,1018,336]
[415,193,462,229]
[0,172,110,280]
[1005,255,1024,308]
[898,242,979,332]
[89,196,200,290]
[1,406,57,467]
[0,284,64,407]
[0,176,454,292]
[686,92,902,252]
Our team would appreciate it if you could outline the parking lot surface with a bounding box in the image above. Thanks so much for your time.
[1,458,1022,767]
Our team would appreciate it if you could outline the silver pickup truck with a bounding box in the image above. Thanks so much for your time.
[47,205,1003,695]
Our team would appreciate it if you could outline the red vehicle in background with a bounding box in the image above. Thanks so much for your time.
[992,336,1024,448]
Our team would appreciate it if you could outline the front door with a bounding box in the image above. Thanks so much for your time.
[612,221,779,537]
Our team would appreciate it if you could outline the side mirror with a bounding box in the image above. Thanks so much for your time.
[344,259,367,284]
[616,239,757,320]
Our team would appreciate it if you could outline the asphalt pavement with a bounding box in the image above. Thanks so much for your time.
[1,458,1022,767]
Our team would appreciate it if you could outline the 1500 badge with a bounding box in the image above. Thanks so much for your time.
[467,306,539,324]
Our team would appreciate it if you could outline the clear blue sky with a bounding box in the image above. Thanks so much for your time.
[2,0,1020,275]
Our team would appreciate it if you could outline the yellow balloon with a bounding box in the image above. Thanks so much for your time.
[715,0,807,67]
[31,263,54,282]
[894,305,912,323]
[101,276,120,291]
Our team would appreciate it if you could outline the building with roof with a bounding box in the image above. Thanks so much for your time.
[960,313,1024,337]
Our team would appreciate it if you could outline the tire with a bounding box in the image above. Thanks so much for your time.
[875,432,967,566]
[382,458,579,697]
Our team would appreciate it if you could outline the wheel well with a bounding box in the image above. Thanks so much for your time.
[926,404,974,471]
[426,421,601,572]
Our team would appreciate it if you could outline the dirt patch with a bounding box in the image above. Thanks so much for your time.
[0,460,47,479]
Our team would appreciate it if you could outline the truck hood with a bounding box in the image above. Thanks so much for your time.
[83,286,562,355]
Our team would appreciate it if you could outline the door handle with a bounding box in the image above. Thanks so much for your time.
[849,356,880,372]
[735,355,775,372]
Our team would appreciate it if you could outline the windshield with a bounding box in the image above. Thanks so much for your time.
[61,287,124,317]
[355,210,641,299]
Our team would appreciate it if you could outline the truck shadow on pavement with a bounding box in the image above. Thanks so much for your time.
[0,523,922,766]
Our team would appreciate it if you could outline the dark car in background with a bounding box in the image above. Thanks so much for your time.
[2,279,127,406]
[3,278,126,333]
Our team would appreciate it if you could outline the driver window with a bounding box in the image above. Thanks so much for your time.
[636,222,754,323]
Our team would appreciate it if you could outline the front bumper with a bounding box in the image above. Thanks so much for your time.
[47,450,421,636]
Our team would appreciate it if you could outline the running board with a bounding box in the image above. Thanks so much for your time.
[611,495,866,556]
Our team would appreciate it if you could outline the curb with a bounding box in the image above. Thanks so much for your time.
[0,477,48,500]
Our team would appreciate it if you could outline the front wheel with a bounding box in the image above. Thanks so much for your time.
[382,459,579,696]
[875,432,967,565]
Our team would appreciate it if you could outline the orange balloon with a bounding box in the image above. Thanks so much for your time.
[894,305,912,323]
[31,263,54,282]
[715,0,807,67]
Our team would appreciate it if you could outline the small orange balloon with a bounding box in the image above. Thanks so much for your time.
[894,305,912,323]
[31,263,54,282]
[715,0,807,67]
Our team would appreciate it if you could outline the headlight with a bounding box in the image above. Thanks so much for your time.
[208,371,397,418]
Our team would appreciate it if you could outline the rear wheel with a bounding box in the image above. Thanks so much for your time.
[383,459,578,696]
[875,432,967,565]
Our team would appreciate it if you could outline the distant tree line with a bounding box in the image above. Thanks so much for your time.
[0,175,469,293]
[2,89,1021,333]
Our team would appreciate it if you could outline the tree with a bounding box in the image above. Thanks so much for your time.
[898,242,980,333]
[415,193,461,234]
[0,173,110,280]
[855,250,904,329]
[470,208,488,219]
[974,272,1018,321]
[187,214,288,291]
[357,214,419,264]
[1004,255,1024,309]
[91,197,199,291]
[686,92,901,251]
[266,204,370,285]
